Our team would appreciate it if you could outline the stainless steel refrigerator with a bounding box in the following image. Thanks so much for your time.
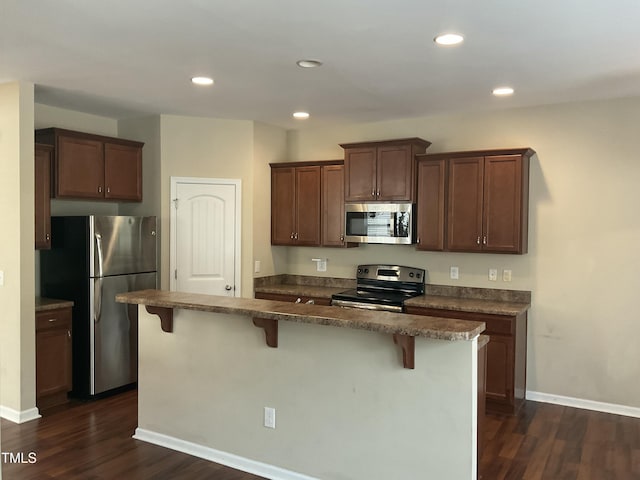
[40,215,157,397]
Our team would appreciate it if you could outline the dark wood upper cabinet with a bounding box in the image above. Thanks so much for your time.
[416,158,446,251]
[340,138,431,202]
[322,164,347,246]
[35,144,53,250]
[271,160,355,248]
[271,164,321,246]
[35,128,144,202]
[417,148,534,254]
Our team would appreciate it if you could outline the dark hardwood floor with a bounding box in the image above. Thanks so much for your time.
[2,390,639,479]
[480,401,640,480]
[1,390,265,480]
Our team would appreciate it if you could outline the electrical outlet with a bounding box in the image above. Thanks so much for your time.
[503,269,512,282]
[264,407,276,429]
[489,269,498,281]
[254,260,261,273]
[318,259,327,272]
[450,266,459,280]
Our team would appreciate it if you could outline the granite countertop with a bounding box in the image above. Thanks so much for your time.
[404,295,529,316]
[254,275,531,316]
[116,289,485,341]
[35,297,74,312]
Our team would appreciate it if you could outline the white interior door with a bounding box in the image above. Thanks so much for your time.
[170,178,241,296]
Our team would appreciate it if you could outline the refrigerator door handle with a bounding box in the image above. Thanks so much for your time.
[95,233,104,278]
[94,277,102,324]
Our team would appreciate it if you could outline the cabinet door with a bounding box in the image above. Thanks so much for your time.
[271,167,296,245]
[485,334,514,407]
[344,147,377,201]
[36,309,72,406]
[377,144,413,201]
[104,143,142,201]
[322,165,346,246]
[35,144,52,250]
[56,135,104,198]
[295,166,321,246]
[416,159,446,251]
[483,155,523,253]
[447,156,484,251]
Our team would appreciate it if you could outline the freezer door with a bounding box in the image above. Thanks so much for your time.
[90,272,157,395]
[90,216,157,277]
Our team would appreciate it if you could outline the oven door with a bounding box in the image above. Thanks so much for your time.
[344,203,415,244]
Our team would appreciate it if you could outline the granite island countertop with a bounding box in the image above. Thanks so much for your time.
[254,275,531,316]
[116,289,485,341]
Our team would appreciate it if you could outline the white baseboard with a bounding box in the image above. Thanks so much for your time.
[526,391,640,418]
[0,406,41,424]
[133,428,318,480]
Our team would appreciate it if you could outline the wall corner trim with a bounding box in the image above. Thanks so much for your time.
[133,428,319,480]
[526,390,640,419]
[0,406,41,424]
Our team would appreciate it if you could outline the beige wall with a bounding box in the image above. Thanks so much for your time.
[159,115,256,295]
[137,307,477,479]
[285,96,640,409]
[0,82,36,413]
[252,122,289,277]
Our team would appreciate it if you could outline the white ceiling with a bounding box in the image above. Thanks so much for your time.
[3,0,640,130]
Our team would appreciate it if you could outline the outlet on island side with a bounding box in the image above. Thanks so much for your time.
[264,406,276,429]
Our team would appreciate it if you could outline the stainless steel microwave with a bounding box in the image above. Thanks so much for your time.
[344,203,415,244]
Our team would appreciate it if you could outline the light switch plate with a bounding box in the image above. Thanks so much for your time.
[503,269,512,282]
[254,260,261,273]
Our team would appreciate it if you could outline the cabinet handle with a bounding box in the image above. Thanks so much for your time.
[45,233,50,241]
[290,233,294,239]
[376,189,380,197]
[98,186,103,193]
[295,298,302,303]
[106,187,111,194]
[294,233,298,239]
[67,330,71,338]
[371,190,375,197]
[417,237,421,244]
[340,234,344,242]
[48,318,57,322]
[483,235,487,245]
[476,236,481,245]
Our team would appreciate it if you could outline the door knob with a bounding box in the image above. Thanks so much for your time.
[225,285,233,291]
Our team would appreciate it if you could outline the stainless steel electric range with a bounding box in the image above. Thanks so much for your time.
[331,264,426,313]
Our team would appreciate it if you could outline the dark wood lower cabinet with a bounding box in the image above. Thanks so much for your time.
[405,306,527,415]
[36,307,73,410]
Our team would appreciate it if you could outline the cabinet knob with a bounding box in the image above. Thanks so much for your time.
[106,187,111,194]
[371,190,375,197]
[294,233,298,239]
[417,237,421,244]
[483,235,487,245]
[290,233,294,239]
[45,233,50,241]
[98,186,103,193]
[376,189,380,197]
[476,236,481,245]
[340,234,344,242]
[67,330,71,338]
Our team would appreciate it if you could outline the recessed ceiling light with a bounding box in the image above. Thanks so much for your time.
[492,87,514,96]
[296,59,323,68]
[191,76,214,86]
[293,111,310,119]
[434,33,464,46]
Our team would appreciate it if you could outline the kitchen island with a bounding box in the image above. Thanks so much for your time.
[117,289,485,480]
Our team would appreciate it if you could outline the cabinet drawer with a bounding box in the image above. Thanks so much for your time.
[36,308,72,332]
